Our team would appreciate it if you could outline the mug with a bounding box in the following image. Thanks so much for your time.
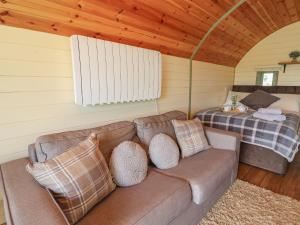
[223,105,232,112]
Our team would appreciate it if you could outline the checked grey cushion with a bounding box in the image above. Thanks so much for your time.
[172,118,210,158]
[26,133,116,224]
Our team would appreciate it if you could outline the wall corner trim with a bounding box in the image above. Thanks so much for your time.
[188,0,247,119]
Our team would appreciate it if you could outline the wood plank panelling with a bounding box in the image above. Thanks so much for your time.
[0,0,300,66]
[235,21,300,86]
[0,25,234,163]
[191,61,234,114]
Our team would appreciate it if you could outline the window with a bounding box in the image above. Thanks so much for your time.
[256,71,278,86]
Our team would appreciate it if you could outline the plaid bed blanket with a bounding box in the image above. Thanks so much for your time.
[196,108,300,162]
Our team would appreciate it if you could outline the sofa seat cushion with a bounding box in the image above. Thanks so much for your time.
[155,149,236,205]
[77,169,191,225]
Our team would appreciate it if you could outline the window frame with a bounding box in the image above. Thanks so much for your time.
[256,71,279,86]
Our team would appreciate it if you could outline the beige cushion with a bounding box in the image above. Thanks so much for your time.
[26,134,116,224]
[225,91,249,103]
[134,111,187,147]
[110,141,148,187]
[223,91,248,111]
[270,94,300,112]
[172,118,210,158]
[149,133,180,169]
[227,91,300,112]
[34,121,136,163]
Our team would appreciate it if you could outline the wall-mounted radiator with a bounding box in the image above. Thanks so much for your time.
[70,35,162,106]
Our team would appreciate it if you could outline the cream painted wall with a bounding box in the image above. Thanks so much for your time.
[159,57,234,115]
[0,25,234,163]
[191,61,234,114]
[235,21,300,85]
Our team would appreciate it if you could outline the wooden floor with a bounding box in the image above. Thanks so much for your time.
[237,153,300,201]
[1,155,299,225]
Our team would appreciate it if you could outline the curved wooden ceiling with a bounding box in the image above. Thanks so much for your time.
[0,0,299,67]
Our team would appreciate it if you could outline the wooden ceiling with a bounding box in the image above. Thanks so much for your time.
[0,0,299,67]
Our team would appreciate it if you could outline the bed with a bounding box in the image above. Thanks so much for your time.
[196,85,300,174]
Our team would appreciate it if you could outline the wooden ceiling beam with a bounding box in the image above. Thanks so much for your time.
[93,0,210,41]
[262,0,286,28]
[174,0,262,45]
[0,0,299,67]
[239,3,274,35]
[1,1,195,52]
[284,0,299,22]
[49,0,201,45]
[0,10,192,58]
[274,0,292,25]
[247,0,279,30]
[20,0,199,45]
[294,0,300,20]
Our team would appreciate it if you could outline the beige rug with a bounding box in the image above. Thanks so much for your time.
[199,180,300,225]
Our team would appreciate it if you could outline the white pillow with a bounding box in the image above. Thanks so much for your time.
[226,91,300,112]
[149,133,179,169]
[270,94,300,112]
[224,91,249,105]
[224,91,249,112]
[110,141,147,187]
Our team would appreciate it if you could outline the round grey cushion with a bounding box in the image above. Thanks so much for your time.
[110,141,148,187]
[149,133,179,169]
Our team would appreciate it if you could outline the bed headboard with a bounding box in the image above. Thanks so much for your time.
[232,85,300,94]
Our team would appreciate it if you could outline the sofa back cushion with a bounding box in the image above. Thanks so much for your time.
[134,111,187,147]
[34,121,136,163]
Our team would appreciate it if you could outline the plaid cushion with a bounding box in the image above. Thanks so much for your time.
[172,118,210,158]
[26,133,116,224]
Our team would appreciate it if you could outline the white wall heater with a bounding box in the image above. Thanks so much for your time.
[70,35,162,106]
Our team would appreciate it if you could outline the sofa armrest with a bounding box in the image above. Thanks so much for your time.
[0,158,69,225]
[204,127,241,183]
[205,127,241,153]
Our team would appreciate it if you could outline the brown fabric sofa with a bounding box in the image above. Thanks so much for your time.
[0,111,241,225]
